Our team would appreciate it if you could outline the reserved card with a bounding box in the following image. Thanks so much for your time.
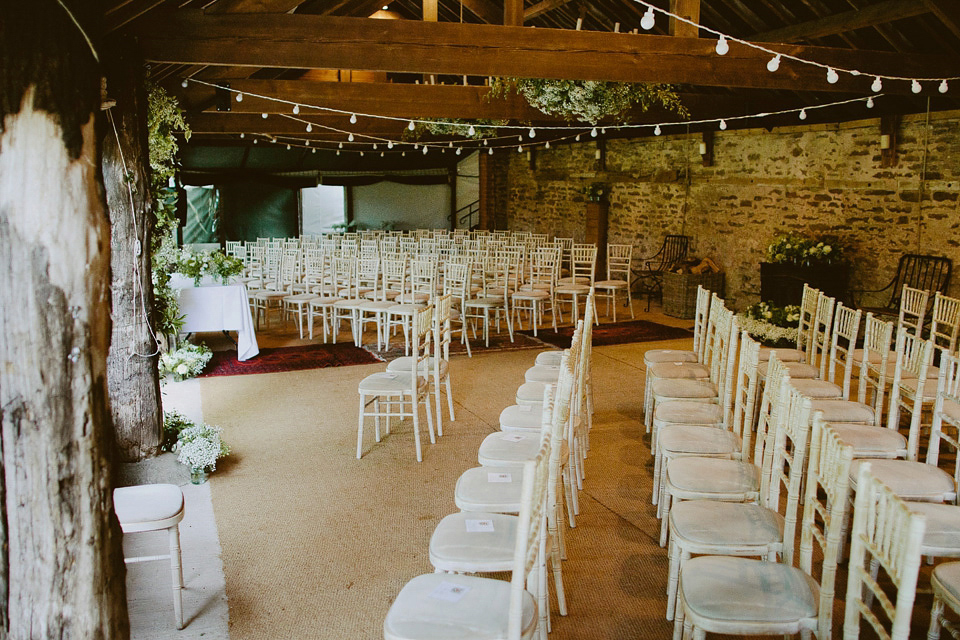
[488,472,512,483]
[429,581,471,603]
[465,519,495,532]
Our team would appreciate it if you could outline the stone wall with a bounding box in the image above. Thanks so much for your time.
[499,110,960,309]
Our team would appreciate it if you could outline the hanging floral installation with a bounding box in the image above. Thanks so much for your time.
[490,78,689,124]
[407,117,507,140]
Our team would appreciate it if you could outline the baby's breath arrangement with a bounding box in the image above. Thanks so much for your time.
[737,301,801,347]
[159,342,213,382]
[491,78,688,124]
[176,423,230,473]
[176,248,244,286]
[767,234,845,267]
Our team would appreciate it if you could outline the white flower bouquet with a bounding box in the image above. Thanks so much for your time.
[176,422,230,472]
[738,301,800,347]
[159,342,212,382]
[767,234,845,267]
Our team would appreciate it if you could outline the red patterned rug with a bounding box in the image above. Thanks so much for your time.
[365,330,547,362]
[516,319,693,349]
[199,343,381,377]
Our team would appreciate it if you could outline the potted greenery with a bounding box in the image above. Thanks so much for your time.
[760,233,849,306]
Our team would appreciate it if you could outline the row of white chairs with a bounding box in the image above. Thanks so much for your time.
[644,284,960,638]
[379,295,596,639]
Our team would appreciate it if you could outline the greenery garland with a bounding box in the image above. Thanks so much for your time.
[490,78,688,124]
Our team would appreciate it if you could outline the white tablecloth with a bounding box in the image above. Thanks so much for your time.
[175,278,259,361]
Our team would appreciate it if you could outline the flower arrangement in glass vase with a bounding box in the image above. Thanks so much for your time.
[159,341,212,382]
[177,248,244,286]
[766,233,845,267]
[162,411,231,483]
[737,301,801,347]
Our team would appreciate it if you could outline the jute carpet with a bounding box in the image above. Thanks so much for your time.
[196,336,940,640]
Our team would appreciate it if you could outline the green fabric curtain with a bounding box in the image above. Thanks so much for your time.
[219,182,299,242]
[183,186,220,244]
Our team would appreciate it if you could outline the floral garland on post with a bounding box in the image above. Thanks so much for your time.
[490,78,688,124]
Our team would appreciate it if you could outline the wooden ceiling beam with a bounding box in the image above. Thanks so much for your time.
[105,0,177,33]
[751,0,929,43]
[524,0,573,22]
[504,0,523,26]
[669,0,700,39]
[204,0,306,13]
[138,12,959,94]
[926,0,960,40]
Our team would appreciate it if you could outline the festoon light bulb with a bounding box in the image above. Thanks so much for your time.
[766,54,781,72]
[640,7,655,30]
[715,35,729,56]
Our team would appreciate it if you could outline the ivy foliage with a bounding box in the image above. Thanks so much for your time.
[490,78,688,125]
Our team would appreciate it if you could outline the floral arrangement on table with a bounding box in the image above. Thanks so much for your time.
[490,78,689,124]
[162,411,231,483]
[766,233,846,267]
[584,182,608,202]
[159,342,213,382]
[737,301,800,347]
[176,248,245,286]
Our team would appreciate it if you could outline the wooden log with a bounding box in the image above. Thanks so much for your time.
[0,2,129,636]
[102,38,164,462]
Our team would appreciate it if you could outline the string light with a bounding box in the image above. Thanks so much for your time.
[235,92,243,102]
[715,35,729,56]
[912,80,922,93]
[338,142,343,148]
[517,145,523,153]
[337,149,340,155]
[381,151,385,157]
[348,133,354,141]
[590,127,598,137]
[488,148,493,155]
[286,144,291,150]
[575,134,581,141]
[253,138,258,144]
[654,124,661,135]
[544,140,551,149]
[373,143,378,149]
[456,147,462,155]
[826,67,839,84]
[312,148,317,153]
[261,112,268,119]
[640,7,655,30]
[866,97,874,108]
[719,119,727,130]
[350,113,357,124]
[468,125,476,136]
[422,146,428,154]
[292,104,300,114]
[940,80,949,93]
[408,120,415,131]
[872,76,883,92]
[529,128,536,138]
[799,109,807,120]
[517,135,523,142]
[387,141,394,149]
[360,151,364,157]
[305,123,312,132]
[766,54,781,72]
[181,79,188,88]
[305,140,309,146]
[239,133,245,139]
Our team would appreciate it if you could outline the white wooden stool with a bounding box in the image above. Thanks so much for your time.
[114,483,186,629]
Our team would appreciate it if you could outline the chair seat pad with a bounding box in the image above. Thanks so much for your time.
[309,296,342,309]
[455,466,524,513]
[897,377,938,401]
[670,501,784,548]
[429,512,519,572]
[555,284,591,295]
[667,457,759,496]
[358,371,423,394]
[478,432,541,467]
[333,298,366,310]
[359,300,395,312]
[758,360,819,379]
[830,424,906,455]
[910,503,960,552]
[512,288,550,301]
[524,364,561,384]
[758,347,804,363]
[388,303,426,316]
[516,382,546,404]
[680,556,818,624]
[594,279,627,289]
[499,404,545,431]
[651,378,718,400]
[944,399,960,423]
[396,293,431,304]
[114,484,184,528]
[388,357,448,377]
[644,349,697,366]
[653,401,723,427]
[252,290,286,301]
[535,351,564,366]
[649,362,710,381]
[790,379,843,399]
[283,293,318,303]
[383,573,536,640]
[809,400,875,423]
[932,559,960,603]
[465,297,507,309]
[659,425,740,456]
[849,459,955,499]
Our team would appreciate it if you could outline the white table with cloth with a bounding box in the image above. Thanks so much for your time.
[172,275,259,361]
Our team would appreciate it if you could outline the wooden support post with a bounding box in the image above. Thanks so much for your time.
[423,0,437,22]
[880,114,899,168]
[669,0,700,38]
[699,130,713,167]
[504,0,523,26]
[596,138,606,171]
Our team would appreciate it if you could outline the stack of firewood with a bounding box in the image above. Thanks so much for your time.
[674,257,721,275]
